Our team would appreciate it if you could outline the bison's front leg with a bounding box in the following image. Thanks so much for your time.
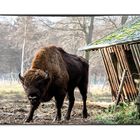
[26,103,40,122]
[54,91,66,121]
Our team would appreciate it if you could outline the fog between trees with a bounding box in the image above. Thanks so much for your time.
[0,16,138,83]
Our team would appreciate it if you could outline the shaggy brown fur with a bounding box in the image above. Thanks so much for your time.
[23,46,69,89]
[19,45,88,122]
[23,69,47,87]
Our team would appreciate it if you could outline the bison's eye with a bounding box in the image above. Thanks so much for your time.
[36,83,44,93]
[35,81,43,89]
[35,78,50,93]
[36,79,47,88]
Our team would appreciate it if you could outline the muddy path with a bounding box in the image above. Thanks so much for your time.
[0,93,107,125]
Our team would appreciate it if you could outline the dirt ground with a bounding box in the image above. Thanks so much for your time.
[0,96,107,125]
[0,83,111,125]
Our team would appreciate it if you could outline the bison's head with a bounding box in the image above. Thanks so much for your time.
[19,69,50,105]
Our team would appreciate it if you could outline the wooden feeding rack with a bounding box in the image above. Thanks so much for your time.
[80,43,140,102]
[79,18,140,102]
[99,44,139,102]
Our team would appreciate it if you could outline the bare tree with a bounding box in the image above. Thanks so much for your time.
[121,16,128,25]
[0,15,139,83]
[12,16,50,73]
[38,16,95,60]
[21,17,27,75]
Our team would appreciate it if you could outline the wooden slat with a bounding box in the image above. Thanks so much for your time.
[119,45,136,100]
[107,47,125,101]
[134,44,140,66]
[109,46,114,53]
[116,69,127,105]
[123,44,139,99]
[102,48,117,98]
[104,48,122,100]
[119,45,138,100]
[124,43,138,99]
[125,44,130,51]
[129,44,140,74]
[102,49,117,99]
[123,44,127,50]
[122,44,136,100]
[113,45,132,101]
[137,43,140,52]
[100,49,117,100]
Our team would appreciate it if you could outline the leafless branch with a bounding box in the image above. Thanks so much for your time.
[38,18,84,32]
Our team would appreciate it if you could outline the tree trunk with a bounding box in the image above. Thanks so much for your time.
[21,17,27,75]
[121,16,128,25]
[85,16,94,61]
[86,16,94,44]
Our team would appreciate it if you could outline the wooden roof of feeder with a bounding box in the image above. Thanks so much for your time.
[79,17,140,51]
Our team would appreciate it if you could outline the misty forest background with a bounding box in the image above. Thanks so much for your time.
[0,15,139,86]
[0,16,140,124]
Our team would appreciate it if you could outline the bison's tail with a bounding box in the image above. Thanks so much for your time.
[79,56,89,71]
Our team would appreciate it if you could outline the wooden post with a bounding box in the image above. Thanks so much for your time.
[115,69,127,106]
[85,50,90,63]
[21,17,27,76]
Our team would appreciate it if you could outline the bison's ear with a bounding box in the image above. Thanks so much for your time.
[19,73,24,84]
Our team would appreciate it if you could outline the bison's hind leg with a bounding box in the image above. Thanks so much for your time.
[65,88,75,120]
[78,84,88,118]
[54,90,66,121]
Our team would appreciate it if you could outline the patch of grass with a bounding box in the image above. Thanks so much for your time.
[0,83,24,96]
[90,86,112,103]
[95,102,140,124]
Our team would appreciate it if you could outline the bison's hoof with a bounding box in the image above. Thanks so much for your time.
[25,119,30,123]
[25,118,33,123]
[52,116,61,122]
[83,114,87,118]
[83,113,88,118]
[65,115,70,121]
[83,112,89,118]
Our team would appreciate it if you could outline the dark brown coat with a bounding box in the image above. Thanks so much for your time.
[19,45,88,122]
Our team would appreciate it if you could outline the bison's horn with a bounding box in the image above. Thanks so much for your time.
[45,71,48,79]
[19,73,24,83]
[29,96,37,100]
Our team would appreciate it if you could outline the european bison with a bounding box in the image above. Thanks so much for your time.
[19,45,89,122]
